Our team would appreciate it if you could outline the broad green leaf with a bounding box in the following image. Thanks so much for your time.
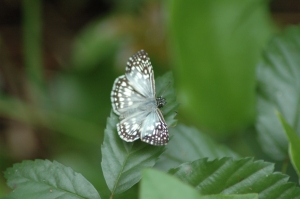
[155,124,239,171]
[101,112,165,195]
[4,160,100,199]
[201,194,258,199]
[169,0,273,134]
[101,72,178,195]
[170,158,300,199]
[277,112,300,177]
[140,169,201,199]
[256,26,300,160]
[141,169,258,199]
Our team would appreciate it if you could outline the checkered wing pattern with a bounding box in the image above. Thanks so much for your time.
[140,109,169,146]
[111,50,169,146]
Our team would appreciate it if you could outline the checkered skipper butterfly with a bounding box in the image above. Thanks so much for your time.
[111,50,168,146]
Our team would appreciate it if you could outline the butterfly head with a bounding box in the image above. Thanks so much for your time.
[156,96,166,108]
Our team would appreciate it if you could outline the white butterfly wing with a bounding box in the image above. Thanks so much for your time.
[140,109,169,146]
[111,75,146,115]
[117,110,150,142]
[125,50,155,98]
[111,49,169,146]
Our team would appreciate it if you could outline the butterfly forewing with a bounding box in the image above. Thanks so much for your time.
[111,75,146,115]
[111,49,169,146]
[125,50,155,98]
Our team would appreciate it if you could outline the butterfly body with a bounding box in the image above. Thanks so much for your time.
[111,50,168,146]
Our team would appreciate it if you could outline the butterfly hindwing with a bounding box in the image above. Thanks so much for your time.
[117,116,141,142]
[117,108,152,142]
[140,109,169,146]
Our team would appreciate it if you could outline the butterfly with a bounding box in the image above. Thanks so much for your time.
[111,50,169,146]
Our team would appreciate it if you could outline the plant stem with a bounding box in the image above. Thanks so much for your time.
[22,0,44,91]
[281,157,289,174]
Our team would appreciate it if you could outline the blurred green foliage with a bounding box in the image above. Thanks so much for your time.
[0,0,300,198]
[256,27,300,161]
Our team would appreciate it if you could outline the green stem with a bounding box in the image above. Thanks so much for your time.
[0,97,101,144]
[22,0,44,89]
[281,157,289,174]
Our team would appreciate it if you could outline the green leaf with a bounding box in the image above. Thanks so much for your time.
[155,124,239,171]
[4,160,100,199]
[101,112,165,195]
[169,0,273,134]
[101,72,178,195]
[170,158,300,199]
[141,169,258,199]
[201,194,258,199]
[256,26,300,160]
[277,112,300,177]
[140,169,201,199]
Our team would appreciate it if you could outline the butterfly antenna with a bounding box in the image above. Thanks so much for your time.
[159,81,172,97]
[156,81,171,108]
